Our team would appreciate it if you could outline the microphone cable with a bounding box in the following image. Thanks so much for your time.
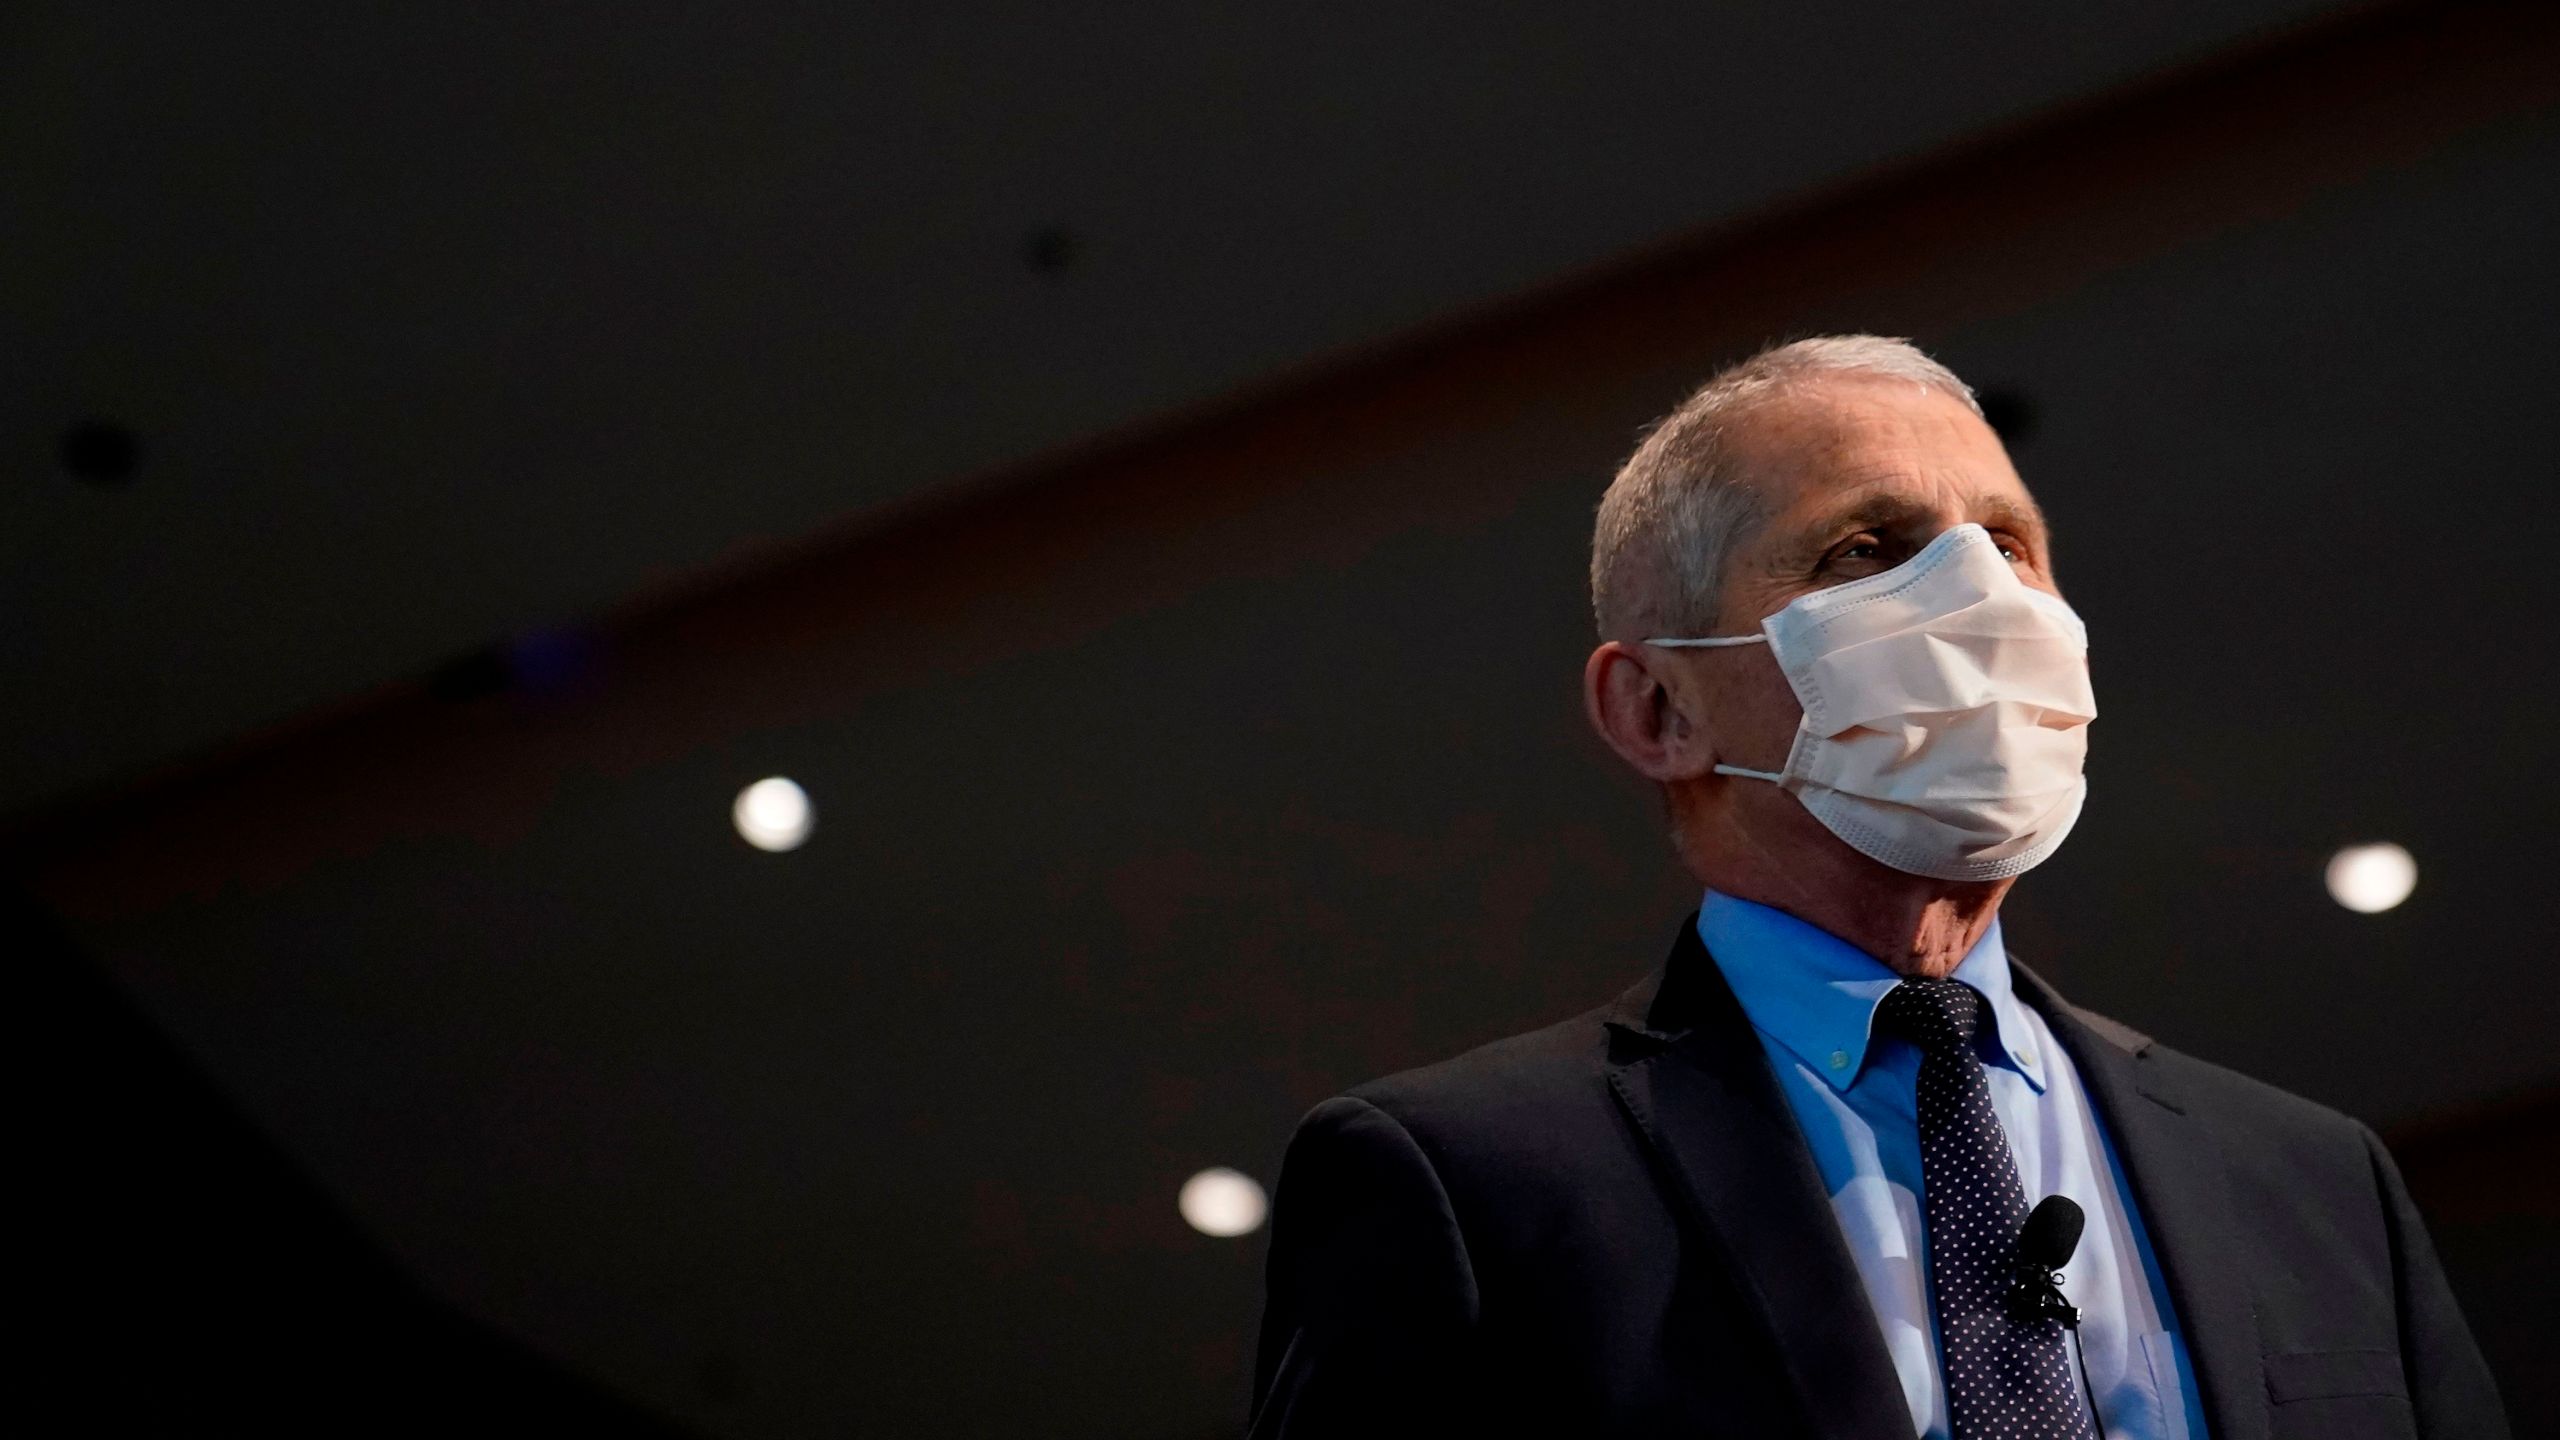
[2012,1195,2107,1440]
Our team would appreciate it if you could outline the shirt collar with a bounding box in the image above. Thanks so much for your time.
[1696,887,2048,1094]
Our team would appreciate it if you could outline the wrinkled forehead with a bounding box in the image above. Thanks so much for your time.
[1725,376,2041,533]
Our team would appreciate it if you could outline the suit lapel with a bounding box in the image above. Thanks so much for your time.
[2011,962,2269,1440]
[1603,914,1915,1439]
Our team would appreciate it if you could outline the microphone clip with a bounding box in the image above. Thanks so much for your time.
[2005,1261,2082,1330]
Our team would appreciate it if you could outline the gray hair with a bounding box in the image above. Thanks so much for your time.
[1588,335,1982,638]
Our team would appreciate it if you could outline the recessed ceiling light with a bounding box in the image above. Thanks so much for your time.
[733,777,813,853]
[2325,842,2416,914]
[1179,1167,1267,1238]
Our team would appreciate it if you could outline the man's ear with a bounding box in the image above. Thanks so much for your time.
[1583,641,1718,783]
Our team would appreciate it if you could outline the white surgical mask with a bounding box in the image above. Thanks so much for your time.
[1645,522,2095,883]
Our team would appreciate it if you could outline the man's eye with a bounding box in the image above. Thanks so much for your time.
[1993,534,2026,561]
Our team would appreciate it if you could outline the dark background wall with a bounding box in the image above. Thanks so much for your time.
[8,3,2556,1436]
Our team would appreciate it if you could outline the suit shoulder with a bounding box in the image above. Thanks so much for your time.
[2129,1031,2375,1150]
[1326,996,1623,1157]
[2040,979,2373,1148]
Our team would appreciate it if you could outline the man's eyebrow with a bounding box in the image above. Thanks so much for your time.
[1975,494,2051,545]
[1774,487,2053,563]
[1788,490,1938,544]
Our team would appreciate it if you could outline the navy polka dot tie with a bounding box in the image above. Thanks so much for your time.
[1876,978,2093,1440]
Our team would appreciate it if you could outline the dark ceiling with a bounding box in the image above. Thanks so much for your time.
[3,0,2347,819]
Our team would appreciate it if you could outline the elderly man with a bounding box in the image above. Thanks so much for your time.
[1246,337,2505,1439]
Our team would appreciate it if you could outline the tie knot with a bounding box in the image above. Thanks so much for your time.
[1877,978,1987,1055]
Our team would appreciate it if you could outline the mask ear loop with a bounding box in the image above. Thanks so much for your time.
[1638,636,1788,784]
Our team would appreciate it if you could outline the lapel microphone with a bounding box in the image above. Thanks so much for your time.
[2009,1195,2085,1326]
[2010,1195,2107,1439]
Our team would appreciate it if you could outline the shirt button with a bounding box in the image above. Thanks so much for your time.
[2020,1047,2037,1064]
[1829,1050,1850,1071]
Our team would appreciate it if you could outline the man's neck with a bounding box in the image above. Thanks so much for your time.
[1735,887,2001,978]
[1679,784,2017,973]
[1690,808,2012,978]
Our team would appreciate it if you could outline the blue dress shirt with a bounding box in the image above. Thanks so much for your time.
[1699,889,2212,1440]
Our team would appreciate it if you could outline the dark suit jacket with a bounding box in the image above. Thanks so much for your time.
[1249,912,2506,1439]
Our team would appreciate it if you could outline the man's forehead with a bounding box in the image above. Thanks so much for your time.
[1729,369,1981,441]
[1723,380,2025,499]
[1781,479,2047,531]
